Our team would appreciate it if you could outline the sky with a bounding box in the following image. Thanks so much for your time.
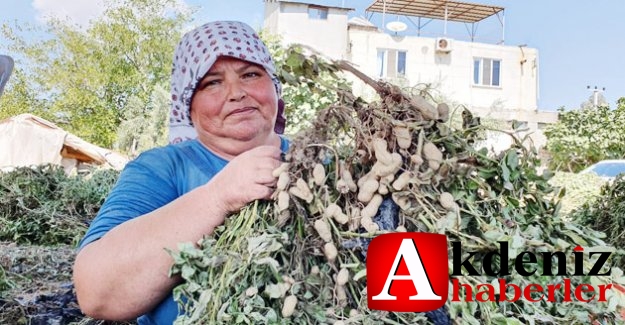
[1,0,623,111]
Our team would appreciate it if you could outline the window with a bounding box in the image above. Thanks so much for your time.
[473,58,501,87]
[376,49,407,78]
[308,6,328,20]
[397,51,406,75]
[377,50,386,77]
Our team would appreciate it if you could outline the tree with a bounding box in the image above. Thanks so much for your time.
[0,0,191,147]
[0,69,54,121]
[545,97,625,171]
[116,85,169,156]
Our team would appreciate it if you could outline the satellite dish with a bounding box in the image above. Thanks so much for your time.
[386,21,407,33]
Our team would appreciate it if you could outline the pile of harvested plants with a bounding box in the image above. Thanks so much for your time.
[573,175,625,271]
[169,60,625,325]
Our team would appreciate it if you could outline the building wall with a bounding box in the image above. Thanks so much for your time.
[263,1,280,33]
[347,28,539,112]
[264,1,350,60]
[263,1,557,149]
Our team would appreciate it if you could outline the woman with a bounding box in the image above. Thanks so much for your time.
[73,21,288,325]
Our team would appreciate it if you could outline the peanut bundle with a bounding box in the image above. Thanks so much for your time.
[170,70,624,325]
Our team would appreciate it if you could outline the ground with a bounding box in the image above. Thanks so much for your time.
[0,242,135,325]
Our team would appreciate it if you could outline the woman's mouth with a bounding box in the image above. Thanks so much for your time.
[229,107,256,116]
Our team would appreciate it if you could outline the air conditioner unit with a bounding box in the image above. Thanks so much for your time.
[436,37,453,53]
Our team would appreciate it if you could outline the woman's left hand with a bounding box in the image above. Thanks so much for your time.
[208,145,282,213]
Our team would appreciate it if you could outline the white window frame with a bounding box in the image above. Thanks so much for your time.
[376,49,407,78]
[473,57,501,87]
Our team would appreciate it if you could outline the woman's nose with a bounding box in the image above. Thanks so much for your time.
[228,82,246,102]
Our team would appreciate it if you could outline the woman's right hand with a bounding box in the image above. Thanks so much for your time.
[209,145,282,213]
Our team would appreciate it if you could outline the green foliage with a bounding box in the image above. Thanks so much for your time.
[0,165,119,245]
[549,172,605,215]
[262,34,351,135]
[447,147,624,323]
[170,202,295,324]
[545,98,625,172]
[0,69,54,121]
[0,265,15,299]
[116,85,169,155]
[572,175,625,270]
[445,147,621,324]
[0,0,191,147]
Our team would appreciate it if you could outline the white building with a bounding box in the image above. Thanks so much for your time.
[263,0,558,149]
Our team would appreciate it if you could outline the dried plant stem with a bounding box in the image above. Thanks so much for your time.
[205,201,265,322]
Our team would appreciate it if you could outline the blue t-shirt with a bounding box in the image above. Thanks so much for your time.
[79,137,289,325]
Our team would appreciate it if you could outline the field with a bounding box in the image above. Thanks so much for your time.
[0,165,132,324]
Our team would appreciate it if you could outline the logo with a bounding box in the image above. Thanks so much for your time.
[450,242,613,303]
[367,233,615,311]
[367,232,449,312]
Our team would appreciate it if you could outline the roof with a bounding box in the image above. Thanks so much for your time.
[348,16,378,28]
[366,0,504,23]
[0,114,128,171]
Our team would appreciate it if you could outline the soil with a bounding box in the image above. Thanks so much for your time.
[0,242,135,325]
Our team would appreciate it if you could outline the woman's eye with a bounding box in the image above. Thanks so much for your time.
[201,79,221,88]
[243,71,261,78]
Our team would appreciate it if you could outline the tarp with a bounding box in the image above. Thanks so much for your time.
[0,114,127,173]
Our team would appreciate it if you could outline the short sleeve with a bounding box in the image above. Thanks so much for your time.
[79,149,179,249]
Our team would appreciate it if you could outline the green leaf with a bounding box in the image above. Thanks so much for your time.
[511,234,525,248]
[478,168,497,179]
[505,317,524,325]
[264,283,283,299]
[506,151,519,170]
[501,163,511,183]
[285,52,304,68]
[353,268,367,281]
[554,238,570,250]
[490,313,506,325]
[562,230,588,246]
[181,264,195,279]
[484,230,504,241]
[265,309,277,322]
[254,257,280,272]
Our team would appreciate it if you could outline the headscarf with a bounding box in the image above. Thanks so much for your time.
[168,21,286,144]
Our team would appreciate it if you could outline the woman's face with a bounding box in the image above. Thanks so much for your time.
[190,56,278,145]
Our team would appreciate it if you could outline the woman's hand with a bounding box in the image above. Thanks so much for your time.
[209,145,282,213]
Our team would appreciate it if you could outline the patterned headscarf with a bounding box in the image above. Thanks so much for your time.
[168,21,286,144]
